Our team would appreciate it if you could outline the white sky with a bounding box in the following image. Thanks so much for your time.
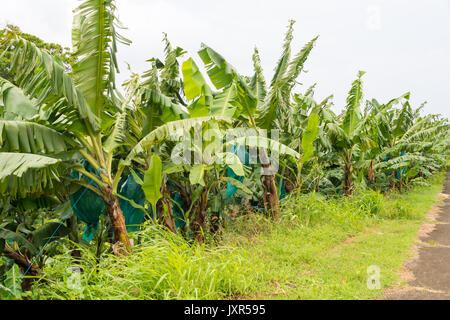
[1,0,449,118]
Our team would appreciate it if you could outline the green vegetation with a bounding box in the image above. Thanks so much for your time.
[0,25,73,82]
[20,171,445,300]
[28,225,255,300]
[223,172,446,299]
[0,0,448,299]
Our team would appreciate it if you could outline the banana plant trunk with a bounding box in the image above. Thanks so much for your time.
[262,173,280,217]
[368,160,375,182]
[193,190,208,244]
[284,178,295,194]
[103,188,132,253]
[67,216,81,258]
[344,153,353,197]
[260,150,279,217]
[157,181,177,234]
[390,171,397,190]
[157,197,177,233]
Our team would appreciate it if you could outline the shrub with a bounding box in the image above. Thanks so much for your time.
[351,189,385,217]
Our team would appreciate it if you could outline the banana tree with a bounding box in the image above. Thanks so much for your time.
[120,40,303,234]
[371,102,450,189]
[325,71,377,196]
[254,21,317,214]
[0,0,188,251]
[107,32,300,239]
[123,106,301,240]
[180,20,317,216]
[0,194,76,290]
[277,87,334,194]
[123,116,241,242]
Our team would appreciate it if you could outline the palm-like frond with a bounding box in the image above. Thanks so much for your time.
[374,153,430,172]
[325,122,350,147]
[0,79,38,120]
[0,120,70,153]
[160,33,186,98]
[341,71,365,136]
[103,77,140,153]
[224,136,300,160]
[6,37,100,133]
[139,87,189,136]
[399,122,449,144]
[0,152,63,198]
[249,47,267,108]
[256,20,295,130]
[256,21,317,131]
[194,44,257,121]
[210,83,238,118]
[282,36,318,92]
[270,20,295,87]
[72,0,131,117]
[198,44,236,90]
[124,116,233,166]
[141,60,161,91]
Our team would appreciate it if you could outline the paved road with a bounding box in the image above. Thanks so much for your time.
[385,168,450,300]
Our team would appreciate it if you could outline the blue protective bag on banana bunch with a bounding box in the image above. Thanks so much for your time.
[70,161,146,242]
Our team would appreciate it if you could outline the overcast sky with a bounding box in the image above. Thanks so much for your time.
[1,0,449,118]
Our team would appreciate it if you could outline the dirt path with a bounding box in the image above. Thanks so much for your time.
[385,168,450,300]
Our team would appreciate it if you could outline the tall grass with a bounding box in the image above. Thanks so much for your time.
[219,171,446,299]
[30,224,258,300]
[30,171,446,300]
[278,181,435,229]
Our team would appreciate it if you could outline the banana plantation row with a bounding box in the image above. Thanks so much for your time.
[0,0,448,283]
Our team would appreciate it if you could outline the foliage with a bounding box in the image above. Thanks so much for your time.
[0,25,74,82]
[30,224,257,300]
[219,171,445,300]
[0,0,448,298]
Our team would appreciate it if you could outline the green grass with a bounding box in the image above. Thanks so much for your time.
[222,171,446,299]
[29,225,259,300]
[29,171,446,300]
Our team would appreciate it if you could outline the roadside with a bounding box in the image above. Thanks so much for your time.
[225,171,447,300]
[384,167,450,300]
[28,170,447,300]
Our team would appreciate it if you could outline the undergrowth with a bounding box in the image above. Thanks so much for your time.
[29,171,446,300]
[30,225,258,300]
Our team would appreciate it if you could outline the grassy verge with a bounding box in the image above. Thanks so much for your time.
[223,171,446,299]
[29,226,257,300]
[29,171,446,300]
